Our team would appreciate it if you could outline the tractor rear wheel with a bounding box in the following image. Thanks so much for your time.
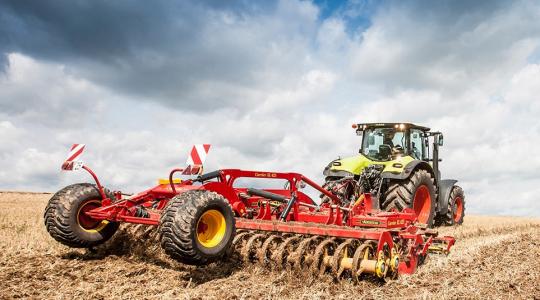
[440,186,465,225]
[44,183,119,248]
[159,190,235,265]
[382,169,437,227]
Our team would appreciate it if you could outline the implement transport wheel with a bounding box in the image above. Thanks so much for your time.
[159,190,235,265]
[44,183,119,248]
[441,186,465,225]
[382,169,436,227]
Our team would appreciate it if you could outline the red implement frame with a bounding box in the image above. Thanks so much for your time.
[81,166,455,274]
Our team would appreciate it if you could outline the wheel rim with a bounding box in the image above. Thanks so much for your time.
[453,197,464,222]
[413,185,432,224]
[196,209,226,248]
[77,200,109,232]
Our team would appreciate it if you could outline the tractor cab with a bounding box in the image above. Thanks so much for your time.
[355,123,431,162]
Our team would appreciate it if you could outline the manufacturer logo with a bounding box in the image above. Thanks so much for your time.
[254,172,277,178]
[360,220,380,225]
[388,219,405,226]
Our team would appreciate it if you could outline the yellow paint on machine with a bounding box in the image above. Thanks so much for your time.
[330,154,415,175]
[158,178,182,185]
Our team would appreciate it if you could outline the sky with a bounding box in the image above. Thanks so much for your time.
[0,0,539,217]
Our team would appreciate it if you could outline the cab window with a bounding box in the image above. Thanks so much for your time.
[410,129,425,160]
[361,127,407,161]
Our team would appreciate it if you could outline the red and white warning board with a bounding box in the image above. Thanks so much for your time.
[62,144,85,171]
[60,143,211,174]
[183,144,211,175]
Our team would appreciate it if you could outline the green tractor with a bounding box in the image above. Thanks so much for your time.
[322,123,464,227]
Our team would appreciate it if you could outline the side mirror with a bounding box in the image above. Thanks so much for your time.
[438,134,444,146]
[368,135,375,145]
[355,129,363,136]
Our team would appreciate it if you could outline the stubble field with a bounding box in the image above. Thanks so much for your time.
[1,191,539,299]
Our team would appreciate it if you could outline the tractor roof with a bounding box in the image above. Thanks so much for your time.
[354,122,431,132]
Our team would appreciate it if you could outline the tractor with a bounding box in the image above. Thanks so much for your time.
[322,123,465,227]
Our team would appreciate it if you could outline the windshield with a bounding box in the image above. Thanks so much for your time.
[361,127,407,161]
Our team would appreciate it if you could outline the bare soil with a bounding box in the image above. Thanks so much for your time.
[1,191,539,299]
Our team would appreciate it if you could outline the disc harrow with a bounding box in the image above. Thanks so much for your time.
[232,232,409,281]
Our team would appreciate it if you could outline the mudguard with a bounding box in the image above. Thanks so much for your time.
[437,179,458,214]
[380,160,433,180]
[323,168,355,178]
[381,160,455,213]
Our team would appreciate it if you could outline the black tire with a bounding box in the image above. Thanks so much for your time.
[159,190,235,265]
[320,177,357,205]
[44,183,119,248]
[381,169,437,227]
[440,186,465,226]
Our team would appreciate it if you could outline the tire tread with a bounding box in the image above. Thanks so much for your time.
[44,183,118,248]
[159,190,235,265]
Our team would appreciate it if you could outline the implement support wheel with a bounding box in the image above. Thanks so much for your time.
[44,183,119,248]
[159,190,235,265]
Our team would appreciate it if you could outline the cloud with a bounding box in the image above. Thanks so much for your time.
[0,52,347,193]
[0,0,323,112]
[349,0,540,94]
[0,0,540,217]
[0,53,108,128]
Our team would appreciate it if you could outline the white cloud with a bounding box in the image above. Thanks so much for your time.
[0,53,108,127]
[255,69,337,113]
[349,1,540,94]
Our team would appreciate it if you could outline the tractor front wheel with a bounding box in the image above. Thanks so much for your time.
[44,183,119,248]
[382,169,437,227]
[159,190,235,265]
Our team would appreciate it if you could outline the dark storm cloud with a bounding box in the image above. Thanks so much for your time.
[0,1,276,62]
[0,0,280,110]
[0,53,7,70]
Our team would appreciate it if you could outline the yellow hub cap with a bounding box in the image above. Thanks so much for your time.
[196,209,226,248]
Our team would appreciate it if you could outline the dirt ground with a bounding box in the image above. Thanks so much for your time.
[1,191,539,300]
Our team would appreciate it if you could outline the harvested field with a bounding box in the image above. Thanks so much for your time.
[1,191,539,299]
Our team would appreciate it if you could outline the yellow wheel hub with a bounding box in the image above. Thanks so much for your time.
[196,209,226,248]
[375,250,387,278]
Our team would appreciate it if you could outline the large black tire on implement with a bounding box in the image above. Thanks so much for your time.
[44,183,119,248]
[439,186,465,226]
[159,190,235,265]
[381,169,437,227]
